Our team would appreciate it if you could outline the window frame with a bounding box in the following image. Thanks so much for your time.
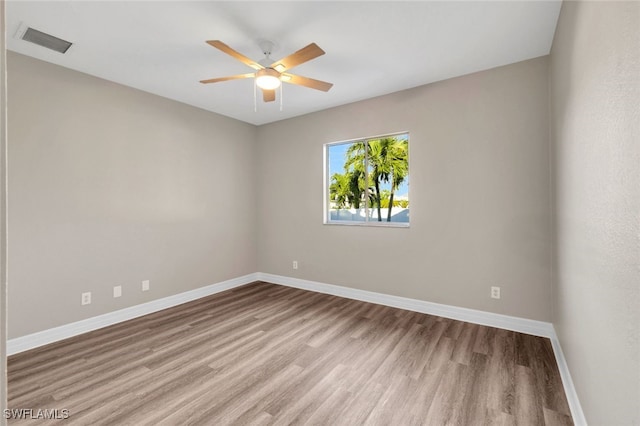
[323,131,410,228]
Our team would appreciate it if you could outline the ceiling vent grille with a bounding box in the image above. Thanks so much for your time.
[21,27,72,54]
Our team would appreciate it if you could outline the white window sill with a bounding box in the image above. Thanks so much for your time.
[323,221,410,228]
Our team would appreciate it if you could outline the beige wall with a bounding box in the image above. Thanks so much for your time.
[550,1,640,424]
[7,52,258,338]
[257,57,553,321]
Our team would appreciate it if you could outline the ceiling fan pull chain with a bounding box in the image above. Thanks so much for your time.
[254,79,257,113]
[280,84,283,112]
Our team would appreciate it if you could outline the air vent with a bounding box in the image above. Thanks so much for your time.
[21,27,72,54]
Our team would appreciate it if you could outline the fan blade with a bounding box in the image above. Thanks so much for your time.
[281,73,333,92]
[270,43,325,72]
[200,73,255,84]
[206,40,264,70]
[262,89,276,102]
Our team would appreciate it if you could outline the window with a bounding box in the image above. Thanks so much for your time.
[325,132,409,226]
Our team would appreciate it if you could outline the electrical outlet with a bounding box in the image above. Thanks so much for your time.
[142,280,150,291]
[491,286,501,299]
[81,292,92,305]
[292,261,298,270]
[113,285,122,298]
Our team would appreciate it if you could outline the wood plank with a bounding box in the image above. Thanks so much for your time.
[451,321,479,365]
[515,364,545,424]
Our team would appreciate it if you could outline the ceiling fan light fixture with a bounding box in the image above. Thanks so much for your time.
[255,68,281,90]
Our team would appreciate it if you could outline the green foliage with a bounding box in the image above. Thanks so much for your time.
[329,173,350,209]
[329,136,409,220]
[380,191,409,208]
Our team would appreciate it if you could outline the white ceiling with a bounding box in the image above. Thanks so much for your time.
[6,1,562,126]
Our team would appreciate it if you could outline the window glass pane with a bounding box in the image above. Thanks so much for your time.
[366,136,409,223]
[328,142,366,222]
[326,133,409,226]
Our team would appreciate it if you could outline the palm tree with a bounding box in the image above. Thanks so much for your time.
[343,137,409,221]
[329,173,350,209]
[366,138,408,221]
[345,141,369,213]
[379,138,409,221]
[367,141,385,220]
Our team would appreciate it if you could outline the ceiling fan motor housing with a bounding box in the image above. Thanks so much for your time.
[258,39,277,57]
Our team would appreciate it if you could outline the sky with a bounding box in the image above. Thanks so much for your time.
[327,138,409,199]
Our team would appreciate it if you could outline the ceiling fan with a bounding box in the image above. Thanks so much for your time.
[200,40,333,103]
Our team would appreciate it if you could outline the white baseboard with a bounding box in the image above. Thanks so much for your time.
[257,272,586,425]
[257,272,554,337]
[7,271,584,424]
[549,334,587,425]
[7,273,259,356]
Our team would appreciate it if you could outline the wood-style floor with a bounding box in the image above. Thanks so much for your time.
[8,282,573,425]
